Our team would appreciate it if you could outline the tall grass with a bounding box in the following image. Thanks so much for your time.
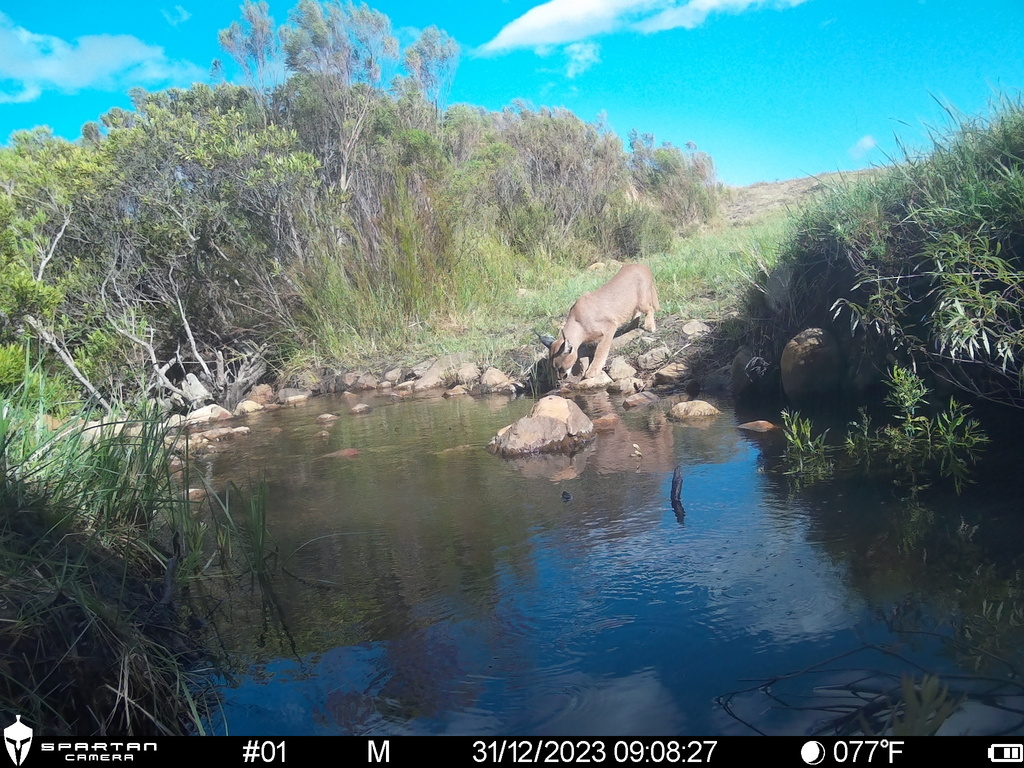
[0,370,217,736]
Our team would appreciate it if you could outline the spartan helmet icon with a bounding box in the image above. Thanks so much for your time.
[4,716,32,766]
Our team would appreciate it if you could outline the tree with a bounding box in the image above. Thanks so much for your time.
[403,25,459,117]
[218,1,280,119]
[278,0,397,192]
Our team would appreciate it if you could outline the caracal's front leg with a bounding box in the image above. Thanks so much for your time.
[584,331,615,379]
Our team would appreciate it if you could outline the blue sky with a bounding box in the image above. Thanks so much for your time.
[1,0,1022,186]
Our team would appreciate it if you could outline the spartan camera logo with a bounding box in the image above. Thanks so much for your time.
[4,716,32,766]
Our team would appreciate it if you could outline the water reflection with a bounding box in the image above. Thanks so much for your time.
[197,390,1024,736]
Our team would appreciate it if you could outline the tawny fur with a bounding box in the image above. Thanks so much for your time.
[550,264,660,379]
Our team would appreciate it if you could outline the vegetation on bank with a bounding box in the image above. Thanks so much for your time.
[747,97,1024,409]
[3,0,1024,742]
[0,0,720,413]
[0,363,280,735]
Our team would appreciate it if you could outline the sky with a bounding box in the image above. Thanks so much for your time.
[1,0,1022,186]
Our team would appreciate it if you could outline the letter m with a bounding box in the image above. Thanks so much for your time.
[368,740,390,762]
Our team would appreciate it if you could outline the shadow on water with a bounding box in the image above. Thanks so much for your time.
[195,389,1024,736]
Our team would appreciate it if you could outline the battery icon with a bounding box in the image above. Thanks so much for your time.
[989,744,1024,762]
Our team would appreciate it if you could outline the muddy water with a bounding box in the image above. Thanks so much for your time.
[196,390,1024,736]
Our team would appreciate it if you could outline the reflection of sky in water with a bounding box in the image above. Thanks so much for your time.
[203,395,1010,736]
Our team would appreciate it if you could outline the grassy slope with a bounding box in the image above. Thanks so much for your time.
[320,175,833,384]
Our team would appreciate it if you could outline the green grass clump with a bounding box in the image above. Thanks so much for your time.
[0,371,215,736]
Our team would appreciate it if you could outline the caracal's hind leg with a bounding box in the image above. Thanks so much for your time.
[643,306,657,332]
[585,332,615,379]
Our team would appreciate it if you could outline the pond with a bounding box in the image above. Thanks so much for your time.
[193,389,1024,736]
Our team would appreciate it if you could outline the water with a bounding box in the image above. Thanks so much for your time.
[193,390,1024,736]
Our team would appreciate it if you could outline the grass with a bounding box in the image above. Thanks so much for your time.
[748,97,1024,407]
[0,371,225,736]
[284,208,792,381]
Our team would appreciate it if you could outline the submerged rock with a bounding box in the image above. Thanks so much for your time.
[667,400,721,420]
[737,420,779,432]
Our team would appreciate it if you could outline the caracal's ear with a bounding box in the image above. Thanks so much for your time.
[563,342,573,356]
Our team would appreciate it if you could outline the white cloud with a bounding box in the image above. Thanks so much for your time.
[637,0,810,34]
[849,134,877,159]
[0,12,204,104]
[565,41,601,78]
[162,6,192,27]
[479,0,657,54]
[479,0,811,54]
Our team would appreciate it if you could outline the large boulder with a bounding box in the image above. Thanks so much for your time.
[413,352,475,391]
[488,395,594,457]
[185,404,233,425]
[780,328,842,403]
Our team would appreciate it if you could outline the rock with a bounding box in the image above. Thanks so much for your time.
[349,403,372,415]
[413,352,474,390]
[608,356,637,380]
[231,426,251,437]
[780,328,842,402]
[233,399,264,416]
[608,376,643,393]
[277,387,312,404]
[638,346,672,370]
[668,400,721,419]
[488,395,595,457]
[165,414,186,429]
[737,420,779,432]
[455,362,481,385]
[622,391,661,409]
[350,373,378,392]
[654,362,690,385]
[610,328,645,350]
[315,413,339,424]
[196,427,236,441]
[413,370,445,391]
[480,367,512,390]
[443,385,470,398]
[591,414,620,431]
[384,367,406,384]
[186,488,207,502]
[246,384,275,404]
[681,319,711,338]
[323,447,360,459]
[315,430,330,440]
[575,371,613,389]
[286,369,321,393]
[185,404,233,425]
